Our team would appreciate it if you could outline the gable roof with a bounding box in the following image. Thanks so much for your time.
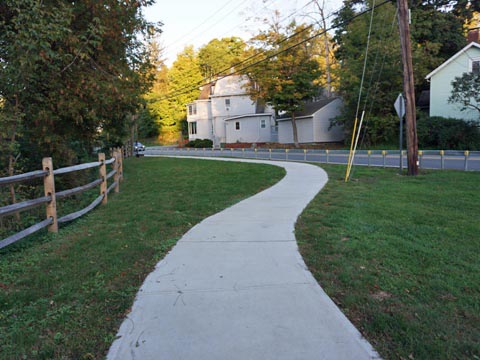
[277,98,339,120]
[425,42,480,80]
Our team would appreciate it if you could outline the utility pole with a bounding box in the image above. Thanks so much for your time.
[397,0,418,175]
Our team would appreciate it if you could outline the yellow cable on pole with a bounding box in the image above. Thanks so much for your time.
[345,116,359,182]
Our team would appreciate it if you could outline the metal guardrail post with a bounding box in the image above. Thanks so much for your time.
[255,148,258,159]
[367,150,371,167]
[268,148,271,160]
[382,150,387,168]
[440,150,445,170]
[464,150,469,171]
[285,148,289,161]
[99,153,107,204]
[418,150,423,168]
[303,149,307,161]
[242,148,245,157]
[42,157,58,233]
[326,149,329,163]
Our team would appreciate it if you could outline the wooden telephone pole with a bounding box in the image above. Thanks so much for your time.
[397,0,418,175]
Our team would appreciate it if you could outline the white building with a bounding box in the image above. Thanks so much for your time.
[186,75,275,146]
[277,98,344,144]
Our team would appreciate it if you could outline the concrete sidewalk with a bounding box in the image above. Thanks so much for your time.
[107,157,380,360]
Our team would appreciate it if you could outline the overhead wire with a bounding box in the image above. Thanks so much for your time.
[159,0,392,101]
[345,0,377,181]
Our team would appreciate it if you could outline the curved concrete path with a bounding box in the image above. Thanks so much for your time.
[108,157,380,360]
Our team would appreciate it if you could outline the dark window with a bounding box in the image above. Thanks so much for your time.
[235,121,240,130]
[260,119,266,128]
[472,60,480,74]
[189,122,197,135]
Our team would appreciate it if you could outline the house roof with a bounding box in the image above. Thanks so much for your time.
[198,82,215,100]
[277,98,339,121]
[425,42,480,80]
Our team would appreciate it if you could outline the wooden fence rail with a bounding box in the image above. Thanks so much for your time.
[0,148,124,250]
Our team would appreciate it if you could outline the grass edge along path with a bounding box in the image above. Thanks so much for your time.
[0,157,285,360]
[296,165,479,360]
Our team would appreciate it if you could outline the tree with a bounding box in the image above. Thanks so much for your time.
[0,0,157,170]
[198,37,247,79]
[247,21,322,147]
[449,72,480,116]
[146,46,202,144]
[331,0,480,145]
[333,0,402,146]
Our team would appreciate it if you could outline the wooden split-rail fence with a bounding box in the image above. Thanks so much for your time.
[0,149,124,250]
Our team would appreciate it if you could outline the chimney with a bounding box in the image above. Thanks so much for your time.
[467,28,480,44]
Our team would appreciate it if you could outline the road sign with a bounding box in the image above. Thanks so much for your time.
[394,93,405,118]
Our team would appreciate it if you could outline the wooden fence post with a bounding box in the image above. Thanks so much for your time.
[118,147,124,182]
[114,150,120,193]
[43,157,58,233]
[99,153,107,204]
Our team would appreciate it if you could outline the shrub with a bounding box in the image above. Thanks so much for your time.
[185,139,213,148]
[416,113,480,150]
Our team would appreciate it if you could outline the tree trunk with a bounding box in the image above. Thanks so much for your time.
[291,112,299,148]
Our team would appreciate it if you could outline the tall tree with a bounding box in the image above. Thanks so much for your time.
[247,21,322,147]
[333,0,402,145]
[0,0,157,170]
[146,46,202,144]
[198,37,247,79]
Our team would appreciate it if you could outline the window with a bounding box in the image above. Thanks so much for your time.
[260,119,266,128]
[472,60,480,74]
[189,121,197,135]
[188,104,197,115]
[225,99,231,110]
[235,121,240,130]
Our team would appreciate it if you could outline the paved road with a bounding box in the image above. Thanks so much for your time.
[108,157,380,360]
[144,147,480,171]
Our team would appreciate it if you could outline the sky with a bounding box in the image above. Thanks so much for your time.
[144,0,344,66]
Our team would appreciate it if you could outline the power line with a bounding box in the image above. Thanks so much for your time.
[159,0,391,101]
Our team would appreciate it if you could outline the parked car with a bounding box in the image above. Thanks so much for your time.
[134,141,145,152]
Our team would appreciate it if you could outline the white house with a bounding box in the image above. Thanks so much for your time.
[425,42,480,121]
[277,98,344,144]
[186,75,275,146]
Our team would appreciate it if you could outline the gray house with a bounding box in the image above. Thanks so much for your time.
[277,98,344,144]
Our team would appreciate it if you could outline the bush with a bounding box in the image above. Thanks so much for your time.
[417,113,480,150]
[185,139,213,148]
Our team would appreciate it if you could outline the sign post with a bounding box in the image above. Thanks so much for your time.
[394,93,405,174]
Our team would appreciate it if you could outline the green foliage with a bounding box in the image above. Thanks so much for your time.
[333,1,402,144]
[416,113,480,150]
[0,0,157,171]
[247,21,322,146]
[185,139,213,148]
[145,47,202,144]
[448,72,480,116]
[198,37,247,77]
[332,0,479,144]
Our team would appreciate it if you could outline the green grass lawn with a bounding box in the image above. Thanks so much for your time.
[296,165,480,359]
[0,157,285,359]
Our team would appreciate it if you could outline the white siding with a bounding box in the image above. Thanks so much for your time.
[429,46,480,121]
[313,98,344,142]
[187,100,211,140]
[278,118,314,144]
[225,115,273,143]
